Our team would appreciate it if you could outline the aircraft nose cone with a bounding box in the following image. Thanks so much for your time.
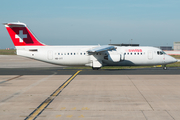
[171,57,178,63]
[174,58,178,62]
[166,56,178,64]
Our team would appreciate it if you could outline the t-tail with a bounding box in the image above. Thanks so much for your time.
[3,22,45,47]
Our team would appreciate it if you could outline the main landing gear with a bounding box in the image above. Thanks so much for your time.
[92,67,101,70]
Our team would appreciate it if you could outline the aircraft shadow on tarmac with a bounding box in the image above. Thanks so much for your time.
[0,67,179,75]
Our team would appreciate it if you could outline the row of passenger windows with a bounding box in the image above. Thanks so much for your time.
[56,52,144,56]
[61,53,105,55]
[57,53,86,55]
[56,51,164,56]
[125,53,143,55]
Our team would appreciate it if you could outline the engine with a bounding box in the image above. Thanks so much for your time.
[104,54,120,62]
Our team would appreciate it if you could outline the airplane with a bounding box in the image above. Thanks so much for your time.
[3,22,177,70]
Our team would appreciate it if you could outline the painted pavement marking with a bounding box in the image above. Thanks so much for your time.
[25,70,82,120]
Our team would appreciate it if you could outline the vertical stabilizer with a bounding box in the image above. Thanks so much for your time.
[3,22,45,46]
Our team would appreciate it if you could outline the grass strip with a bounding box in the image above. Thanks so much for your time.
[0,49,16,55]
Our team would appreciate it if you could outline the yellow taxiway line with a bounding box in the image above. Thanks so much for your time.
[25,70,82,120]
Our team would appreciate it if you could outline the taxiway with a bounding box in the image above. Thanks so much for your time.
[0,55,180,120]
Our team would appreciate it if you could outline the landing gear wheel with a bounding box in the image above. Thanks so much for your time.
[92,67,101,70]
[163,65,167,70]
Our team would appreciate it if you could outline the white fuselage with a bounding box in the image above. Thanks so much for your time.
[4,22,177,69]
[16,45,177,67]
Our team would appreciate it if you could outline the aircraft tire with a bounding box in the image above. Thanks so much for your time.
[163,66,167,70]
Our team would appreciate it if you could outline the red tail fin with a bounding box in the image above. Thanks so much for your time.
[4,22,45,46]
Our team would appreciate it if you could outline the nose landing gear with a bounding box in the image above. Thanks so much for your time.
[163,65,167,70]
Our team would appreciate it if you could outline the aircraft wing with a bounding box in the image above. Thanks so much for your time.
[87,45,116,53]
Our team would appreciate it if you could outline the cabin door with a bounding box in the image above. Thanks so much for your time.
[47,51,53,60]
[148,50,153,60]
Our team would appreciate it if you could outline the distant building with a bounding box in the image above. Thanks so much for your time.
[109,44,139,46]
[174,42,180,50]
[156,46,173,51]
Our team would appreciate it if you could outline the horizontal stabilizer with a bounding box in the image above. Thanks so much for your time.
[3,22,26,27]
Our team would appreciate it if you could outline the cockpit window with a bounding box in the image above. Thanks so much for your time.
[162,51,166,54]
[157,51,166,55]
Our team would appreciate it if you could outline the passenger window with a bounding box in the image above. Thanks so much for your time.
[124,53,126,55]
[80,53,82,55]
[131,53,132,55]
[137,53,139,55]
[84,53,86,55]
[61,53,63,55]
[58,53,60,55]
[67,53,69,55]
[127,53,129,55]
[74,53,76,55]
[134,53,136,55]
[141,53,142,55]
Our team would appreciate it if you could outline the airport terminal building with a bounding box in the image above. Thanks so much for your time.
[174,42,180,50]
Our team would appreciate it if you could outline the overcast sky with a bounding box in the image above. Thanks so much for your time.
[0,0,180,49]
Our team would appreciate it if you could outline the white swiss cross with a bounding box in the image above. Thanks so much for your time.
[15,30,27,42]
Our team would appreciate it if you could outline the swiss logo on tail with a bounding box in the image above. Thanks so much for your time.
[4,22,44,46]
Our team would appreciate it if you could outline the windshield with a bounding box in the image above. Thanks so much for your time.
[157,51,166,55]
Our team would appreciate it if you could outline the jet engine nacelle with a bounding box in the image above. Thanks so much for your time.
[104,54,120,62]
